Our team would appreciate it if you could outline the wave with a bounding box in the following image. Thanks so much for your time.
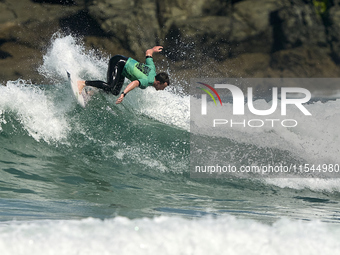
[38,33,190,130]
[1,33,340,200]
[191,97,340,164]
[1,215,340,255]
[191,94,340,189]
[0,80,70,143]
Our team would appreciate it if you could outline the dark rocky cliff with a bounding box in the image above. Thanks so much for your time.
[1,0,340,83]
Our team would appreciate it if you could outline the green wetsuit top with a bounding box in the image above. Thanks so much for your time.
[121,57,156,89]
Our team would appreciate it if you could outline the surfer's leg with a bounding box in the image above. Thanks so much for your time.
[110,61,126,95]
[78,80,104,95]
[107,55,128,95]
[84,80,111,92]
[82,55,128,94]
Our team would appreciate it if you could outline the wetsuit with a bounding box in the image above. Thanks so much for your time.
[85,55,156,95]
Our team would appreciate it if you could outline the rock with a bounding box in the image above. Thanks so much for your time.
[270,47,339,77]
[230,0,283,54]
[0,0,340,83]
[270,1,328,52]
[164,0,283,61]
[164,16,233,62]
[327,5,340,63]
[0,0,84,83]
[87,0,161,59]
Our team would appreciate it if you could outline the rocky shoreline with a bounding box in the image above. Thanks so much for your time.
[1,0,340,85]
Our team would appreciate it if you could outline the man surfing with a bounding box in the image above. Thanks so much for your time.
[77,46,170,104]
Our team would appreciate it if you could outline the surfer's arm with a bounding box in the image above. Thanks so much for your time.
[115,80,140,104]
[146,46,163,57]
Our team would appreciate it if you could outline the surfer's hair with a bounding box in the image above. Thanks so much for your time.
[155,72,170,85]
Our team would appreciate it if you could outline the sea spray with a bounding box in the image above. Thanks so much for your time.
[38,33,109,82]
[0,80,70,143]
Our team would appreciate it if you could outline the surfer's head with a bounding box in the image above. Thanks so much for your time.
[154,72,170,90]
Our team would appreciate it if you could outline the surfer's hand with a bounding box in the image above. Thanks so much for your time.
[152,46,163,52]
[146,46,163,57]
[116,94,124,104]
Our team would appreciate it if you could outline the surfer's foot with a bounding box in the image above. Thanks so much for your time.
[77,80,86,94]
[86,89,95,96]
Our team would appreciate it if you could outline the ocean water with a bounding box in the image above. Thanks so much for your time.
[1,34,340,254]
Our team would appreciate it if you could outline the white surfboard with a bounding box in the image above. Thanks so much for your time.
[67,71,86,107]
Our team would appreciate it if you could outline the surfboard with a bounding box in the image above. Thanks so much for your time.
[67,71,86,107]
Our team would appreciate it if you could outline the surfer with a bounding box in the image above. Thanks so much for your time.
[77,46,169,104]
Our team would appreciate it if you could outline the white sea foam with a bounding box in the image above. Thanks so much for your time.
[39,34,190,130]
[34,34,340,192]
[0,80,70,143]
[121,87,190,130]
[264,177,340,192]
[0,216,340,255]
[191,97,340,164]
[39,33,108,82]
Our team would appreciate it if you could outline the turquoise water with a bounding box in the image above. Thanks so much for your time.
[1,35,340,254]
